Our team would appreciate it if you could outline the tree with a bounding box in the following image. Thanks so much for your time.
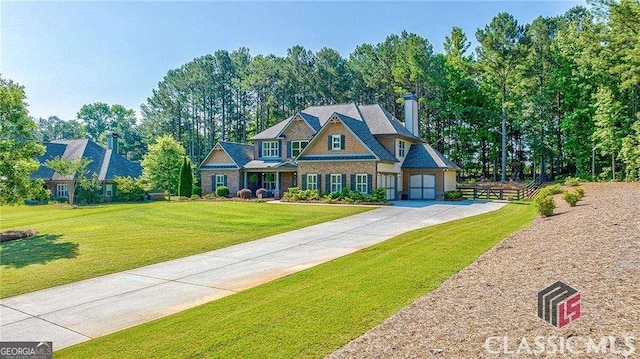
[592,86,625,179]
[36,116,86,141]
[178,157,193,197]
[141,135,187,198]
[0,77,46,205]
[77,103,143,160]
[476,12,528,181]
[44,156,92,205]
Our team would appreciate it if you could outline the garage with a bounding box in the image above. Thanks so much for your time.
[409,174,436,200]
[377,173,397,200]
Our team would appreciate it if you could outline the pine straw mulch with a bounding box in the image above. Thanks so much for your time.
[329,182,640,358]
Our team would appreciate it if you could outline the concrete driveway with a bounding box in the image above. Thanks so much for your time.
[0,200,505,350]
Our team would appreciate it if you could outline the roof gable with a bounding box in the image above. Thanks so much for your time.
[402,143,460,170]
[199,141,254,169]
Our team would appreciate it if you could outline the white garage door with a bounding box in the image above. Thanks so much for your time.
[409,174,436,200]
[377,174,397,200]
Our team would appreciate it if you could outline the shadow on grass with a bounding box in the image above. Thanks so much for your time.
[0,234,78,268]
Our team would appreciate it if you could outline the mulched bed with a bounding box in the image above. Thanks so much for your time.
[329,182,640,358]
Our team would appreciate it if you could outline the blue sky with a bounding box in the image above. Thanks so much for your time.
[2,1,584,121]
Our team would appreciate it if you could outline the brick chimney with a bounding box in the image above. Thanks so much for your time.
[403,93,419,137]
[107,132,119,153]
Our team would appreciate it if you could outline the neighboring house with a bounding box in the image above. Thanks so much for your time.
[199,95,460,200]
[32,133,142,200]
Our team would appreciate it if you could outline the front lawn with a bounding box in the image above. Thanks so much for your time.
[0,201,369,298]
[58,203,535,358]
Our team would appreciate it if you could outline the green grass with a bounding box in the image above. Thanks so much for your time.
[57,203,535,359]
[0,201,369,298]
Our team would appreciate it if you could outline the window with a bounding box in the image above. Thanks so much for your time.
[306,174,317,190]
[56,184,68,198]
[215,174,226,188]
[291,141,308,157]
[330,174,342,193]
[331,135,342,150]
[398,140,406,157]
[262,141,279,157]
[355,174,368,193]
[105,184,113,197]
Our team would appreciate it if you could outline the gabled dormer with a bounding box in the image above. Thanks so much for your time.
[250,112,321,161]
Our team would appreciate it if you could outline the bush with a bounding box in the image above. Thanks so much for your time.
[538,184,563,197]
[564,177,581,187]
[575,187,585,198]
[283,187,320,201]
[445,191,463,200]
[115,176,146,202]
[533,194,556,217]
[77,174,103,204]
[190,194,200,200]
[192,186,202,197]
[562,191,581,207]
[204,193,214,199]
[237,188,252,199]
[322,195,338,204]
[215,186,230,198]
[370,187,387,203]
[256,188,267,197]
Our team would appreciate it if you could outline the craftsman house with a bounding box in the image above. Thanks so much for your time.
[199,95,459,200]
[32,133,142,200]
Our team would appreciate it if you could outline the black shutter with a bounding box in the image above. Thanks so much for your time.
[211,175,216,191]
[258,142,262,158]
[341,174,347,191]
[287,141,292,158]
[350,174,356,191]
[302,174,307,190]
[327,136,332,150]
[317,173,322,192]
[340,135,346,150]
[278,141,283,159]
[223,175,228,187]
[325,174,331,193]
[367,174,373,194]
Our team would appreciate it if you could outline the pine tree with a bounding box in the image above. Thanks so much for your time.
[178,157,192,197]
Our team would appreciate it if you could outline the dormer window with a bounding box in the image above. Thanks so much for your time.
[262,141,279,157]
[398,140,406,157]
[329,135,345,151]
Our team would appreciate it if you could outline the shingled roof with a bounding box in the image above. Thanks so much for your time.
[199,141,254,169]
[402,143,461,170]
[32,139,142,181]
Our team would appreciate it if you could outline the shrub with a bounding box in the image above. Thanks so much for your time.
[562,191,581,207]
[237,188,252,199]
[215,186,229,198]
[564,177,581,187]
[538,184,563,197]
[322,195,338,204]
[115,176,146,202]
[192,186,202,197]
[445,191,463,200]
[190,194,200,200]
[256,188,267,197]
[77,174,103,204]
[575,187,585,198]
[370,187,387,203]
[533,194,556,217]
[204,193,214,199]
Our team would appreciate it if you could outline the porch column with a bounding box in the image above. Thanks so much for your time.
[243,172,247,189]
[275,171,280,191]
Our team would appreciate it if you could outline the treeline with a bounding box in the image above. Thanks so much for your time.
[36,1,640,181]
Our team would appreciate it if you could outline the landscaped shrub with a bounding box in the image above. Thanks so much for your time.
[256,188,267,198]
[77,174,103,204]
[237,188,252,199]
[190,194,200,200]
[445,191,463,200]
[370,188,387,203]
[216,186,230,198]
[192,186,202,197]
[538,184,563,197]
[562,191,581,207]
[564,177,581,187]
[322,195,338,204]
[533,194,556,217]
[284,187,320,201]
[575,187,585,198]
[204,193,214,199]
[115,176,146,202]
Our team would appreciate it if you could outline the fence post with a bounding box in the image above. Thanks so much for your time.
[473,188,477,199]
[499,188,503,200]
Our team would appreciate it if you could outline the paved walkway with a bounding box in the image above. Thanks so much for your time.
[0,200,504,350]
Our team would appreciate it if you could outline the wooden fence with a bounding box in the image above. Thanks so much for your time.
[457,177,545,200]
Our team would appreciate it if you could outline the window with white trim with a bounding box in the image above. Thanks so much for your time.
[105,184,113,197]
[215,174,225,188]
[56,184,68,198]
[331,135,342,151]
[398,140,406,157]
[262,141,279,157]
[355,174,368,193]
[307,174,318,190]
[330,174,342,193]
[291,140,308,157]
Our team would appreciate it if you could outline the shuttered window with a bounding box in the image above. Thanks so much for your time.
[262,141,279,157]
[307,174,318,190]
[330,174,342,193]
[355,174,368,193]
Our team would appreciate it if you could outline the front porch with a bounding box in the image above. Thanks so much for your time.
[242,161,298,198]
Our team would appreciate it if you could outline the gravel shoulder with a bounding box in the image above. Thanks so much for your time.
[329,182,640,358]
